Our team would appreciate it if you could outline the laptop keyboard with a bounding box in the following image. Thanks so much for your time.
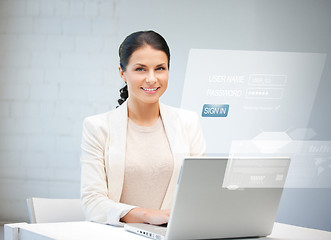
[153,226,167,234]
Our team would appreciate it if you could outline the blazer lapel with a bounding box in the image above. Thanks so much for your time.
[159,103,186,209]
[107,102,128,202]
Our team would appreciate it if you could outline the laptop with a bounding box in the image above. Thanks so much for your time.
[124,156,290,239]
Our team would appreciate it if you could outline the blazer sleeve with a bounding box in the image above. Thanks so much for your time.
[186,112,206,156]
[80,116,135,226]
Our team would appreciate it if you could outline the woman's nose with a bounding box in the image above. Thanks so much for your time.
[146,71,157,84]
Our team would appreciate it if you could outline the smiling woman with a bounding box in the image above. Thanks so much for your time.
[80,30,206,227]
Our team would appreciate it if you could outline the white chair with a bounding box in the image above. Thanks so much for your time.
[26,197,85,223]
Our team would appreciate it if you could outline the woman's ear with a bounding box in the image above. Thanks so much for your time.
[119,67,126,83]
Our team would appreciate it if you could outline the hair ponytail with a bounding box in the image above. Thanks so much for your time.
[117,84,128,106]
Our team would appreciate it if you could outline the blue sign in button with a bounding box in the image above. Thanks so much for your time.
[202,104,229,117]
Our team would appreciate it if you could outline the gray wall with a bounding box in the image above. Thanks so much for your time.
[0,0,330,231]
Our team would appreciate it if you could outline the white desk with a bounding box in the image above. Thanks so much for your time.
[4,221,331,240]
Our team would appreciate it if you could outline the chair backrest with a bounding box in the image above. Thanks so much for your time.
[26,198,85,223]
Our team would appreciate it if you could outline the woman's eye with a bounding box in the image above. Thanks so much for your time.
[156,67,165,71]
[136,68,144,71]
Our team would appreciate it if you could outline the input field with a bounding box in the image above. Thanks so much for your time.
[249,74,287,86]
[246,88,283,99]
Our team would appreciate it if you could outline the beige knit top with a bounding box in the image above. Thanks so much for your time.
[120,117,174,210]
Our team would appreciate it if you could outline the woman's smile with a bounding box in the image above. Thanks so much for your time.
[141,87,160,94]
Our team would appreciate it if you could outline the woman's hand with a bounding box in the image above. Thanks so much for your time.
[120,208,170,225]
[144,209,170,225]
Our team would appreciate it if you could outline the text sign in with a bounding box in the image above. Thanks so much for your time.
[202,104,229,117]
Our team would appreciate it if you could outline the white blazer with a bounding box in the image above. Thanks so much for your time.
[80,101,205,226]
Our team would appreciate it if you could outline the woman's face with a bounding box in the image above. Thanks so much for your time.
[119,45,169,106]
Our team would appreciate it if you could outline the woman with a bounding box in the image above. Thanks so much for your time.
[80,30,205,226]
